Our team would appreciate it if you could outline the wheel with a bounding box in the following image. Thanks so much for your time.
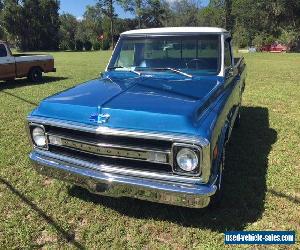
[28,68,43,82]
[209,148,225,208]
[4,78,15,84]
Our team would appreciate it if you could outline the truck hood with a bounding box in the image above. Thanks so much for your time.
[32,72,223,135]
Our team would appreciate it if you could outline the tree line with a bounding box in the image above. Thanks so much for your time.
[0,0,300,51]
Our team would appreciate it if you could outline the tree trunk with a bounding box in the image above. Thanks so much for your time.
[110,17,114,48]
[138,15,141,29]
[109,0,114,48]
[136,0,142,28]
[225,0,233,31]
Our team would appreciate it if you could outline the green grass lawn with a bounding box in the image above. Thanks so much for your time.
[0,51,299,249]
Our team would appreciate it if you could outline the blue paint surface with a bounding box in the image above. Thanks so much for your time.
[31,70,228,139]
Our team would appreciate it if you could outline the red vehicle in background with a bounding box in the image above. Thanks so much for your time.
[260,43,288,53]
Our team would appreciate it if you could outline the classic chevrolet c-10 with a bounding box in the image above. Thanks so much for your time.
[27,27,246,208]
[0,41,56,82]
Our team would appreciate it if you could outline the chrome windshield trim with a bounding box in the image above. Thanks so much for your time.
[33,149,205,185]
[27,116,210,146]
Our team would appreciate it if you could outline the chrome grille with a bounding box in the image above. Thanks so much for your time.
[61,138,150,160]
[46,126,173,150]
[40,125,175,174]
[28,117,210,181]
[47,134,170,165]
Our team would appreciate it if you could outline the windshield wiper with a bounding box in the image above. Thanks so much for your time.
[107,66,141,76]
[151,68,193,78]
[108,66,124,70]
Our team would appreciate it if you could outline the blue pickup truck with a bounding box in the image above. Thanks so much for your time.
[27,27,246,208]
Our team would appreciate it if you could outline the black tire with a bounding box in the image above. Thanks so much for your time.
[28,68,43,83]
[209,148,225,208]
[4,78,15,84]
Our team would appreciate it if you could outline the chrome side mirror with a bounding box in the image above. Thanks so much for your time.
[226,67,234,79]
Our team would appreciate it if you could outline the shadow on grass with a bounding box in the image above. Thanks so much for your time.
[269,189,300,205]
[0,177,85,249]
[1,90,39,106]
[0,76,69,106]
[68,106,277,232]
[0,76,68,91]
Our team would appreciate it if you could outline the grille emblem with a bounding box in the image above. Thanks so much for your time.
[90,113,110,124]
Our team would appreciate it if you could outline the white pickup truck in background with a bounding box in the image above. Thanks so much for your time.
[0,41,56,82]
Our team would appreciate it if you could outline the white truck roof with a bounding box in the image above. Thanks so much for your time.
[122,27,229,35]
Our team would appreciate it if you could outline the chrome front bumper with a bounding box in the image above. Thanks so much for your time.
[29,150,217,208]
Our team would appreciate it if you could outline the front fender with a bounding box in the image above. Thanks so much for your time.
[211,121,230,179]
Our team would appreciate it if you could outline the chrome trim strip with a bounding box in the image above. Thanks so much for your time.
[227,105,239,142]
[47,134,170,165]
[33,149,205,185]
[30,150,216,208]
[47,133,170,153]
[27,116,209,146]
[200,141,211,183]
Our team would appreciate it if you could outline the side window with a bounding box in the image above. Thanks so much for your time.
[0,44,7,57]
[224,41,232,68]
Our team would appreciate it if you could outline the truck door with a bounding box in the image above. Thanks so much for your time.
[224,38,240,126]
[0,43,15,79]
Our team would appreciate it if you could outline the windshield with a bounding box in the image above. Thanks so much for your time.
[108,34,221,76]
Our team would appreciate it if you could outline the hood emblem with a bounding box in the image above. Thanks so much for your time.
[90,113,110,124]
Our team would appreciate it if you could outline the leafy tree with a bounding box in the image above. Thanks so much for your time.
[93,40,101,50]
[84,40,92,51]
[119,0,145,28]
[101,38,110,50]
[198,4,225,27]
[232,24,249,47]
[75,5,104,51]
[141,0,169,28]
[59,13,77,50]
[2,0,300,51]
[75,39,84,51]
[2,0,60,50]
[279,28,300,50]
[168,0,200,26]
[82,5,103,41]
[97,0,117,48]
[39,0,60,50]
[115,18,138,33]
[0,0,5,40]
[225,0,233,31]
[233,1,299,40]
[2,0,22,44]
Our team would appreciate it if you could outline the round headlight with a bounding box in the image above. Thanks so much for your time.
[176,148,199,172]
[32,127,46,147]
